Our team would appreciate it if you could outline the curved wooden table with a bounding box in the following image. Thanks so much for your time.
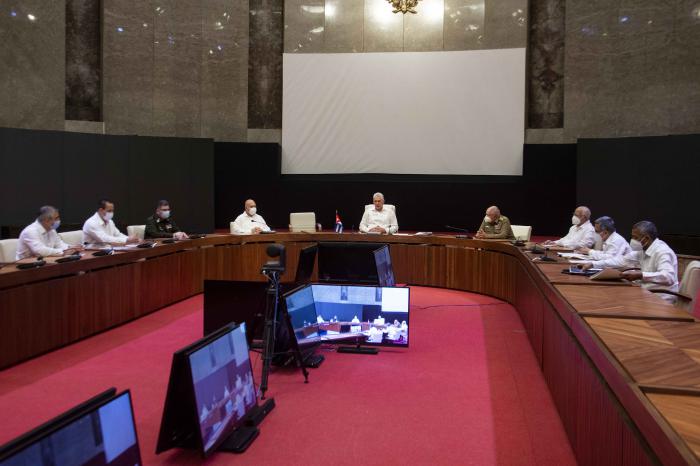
[0,233,697,465]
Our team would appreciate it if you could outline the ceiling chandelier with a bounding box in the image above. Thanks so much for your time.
[387,0,421,14]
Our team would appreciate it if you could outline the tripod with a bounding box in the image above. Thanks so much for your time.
[259,268,309,400]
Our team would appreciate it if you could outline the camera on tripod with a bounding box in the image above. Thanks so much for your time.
[261,244,286,274]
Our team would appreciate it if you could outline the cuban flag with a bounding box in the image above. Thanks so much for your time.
[335,210,343,233]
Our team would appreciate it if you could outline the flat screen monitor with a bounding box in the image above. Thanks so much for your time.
[203,280,267,340]
[373,245,395,287]
[294,244,317,285]
[317,242,383,284]
[284,284,409,348]
[156,323,257,458]
[0,389,141,466]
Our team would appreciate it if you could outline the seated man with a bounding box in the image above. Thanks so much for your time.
[231,199,271,234]
[576,216,630,259]
[360,192,398,234]
[583,220,678,296]
[544,205,596,249]
[475,206,514,240]
[16,206,82,260]
[145,200,188,240]
[82,199,139,245]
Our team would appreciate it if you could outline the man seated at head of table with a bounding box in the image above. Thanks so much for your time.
[145,199,188,240]
[231,199,271,234]
[543,205,596,249]
[582,220,678,297]
[16,206,83,260]
[576,216,631,260]
[360,192,398,235]
[475,206,514,240]
[82,199,140,246]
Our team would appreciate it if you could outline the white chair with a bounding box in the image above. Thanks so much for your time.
[289,212,316,232]
[593,232,603,250]
[127,225,146,240]
[650,261,700,314]
[364,204,396,213]
[229,222,237,234]
[511,225,532,242]
[0,239,19,263]
[59,230,83,246]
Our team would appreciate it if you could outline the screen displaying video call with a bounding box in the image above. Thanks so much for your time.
[0,392,141,466]
[285,285,409,347]
[188,324,257,454]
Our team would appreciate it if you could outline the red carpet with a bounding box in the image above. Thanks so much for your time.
[0,287,575,465]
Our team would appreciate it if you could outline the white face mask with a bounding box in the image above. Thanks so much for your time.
[630,239,644,251]
[159,210,171,219]
[103,211,114,221]
[247,207,257,216]
[484,216,492,224]
[571,215,581,226]
[51,220,61,230]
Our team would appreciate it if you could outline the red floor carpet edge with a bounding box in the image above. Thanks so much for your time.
[0,287,576,466]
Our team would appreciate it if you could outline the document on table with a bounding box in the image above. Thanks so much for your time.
[590,268,622,281]
[558,252,589,260]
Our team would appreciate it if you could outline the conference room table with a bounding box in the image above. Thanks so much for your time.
[0,232,698,465]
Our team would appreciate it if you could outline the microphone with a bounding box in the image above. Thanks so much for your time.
[445,225,469,233]
[445,225,472,239]
[540,247,557,262]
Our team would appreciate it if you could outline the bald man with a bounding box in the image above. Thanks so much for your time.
[231,199,271,235]
[475,206,514,240]
[545,206,596,249]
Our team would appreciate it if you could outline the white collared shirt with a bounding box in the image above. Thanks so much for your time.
[588,232,632,260]
[591,238,679,293]
[231,212,270,234]
[360,207,398,234]
[82,212,128,245]
[554,221,596,249]
[16,220,69,260]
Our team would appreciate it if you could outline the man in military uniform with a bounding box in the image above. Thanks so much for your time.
[145,200,188,239]
[475,206,514,240]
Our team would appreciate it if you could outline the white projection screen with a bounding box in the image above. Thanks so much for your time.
[282,49,526,176]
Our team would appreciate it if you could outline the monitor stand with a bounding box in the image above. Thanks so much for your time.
[217,425,260,454]
[337,344,378,355]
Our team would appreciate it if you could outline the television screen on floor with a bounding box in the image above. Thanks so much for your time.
[373,245,395,287]
[317,242,383,284]
[188,323,257,456]
[285,284,409,348]
[0,389,141,466]
[156,323,257,458]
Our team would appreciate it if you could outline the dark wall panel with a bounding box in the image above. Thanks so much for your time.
[577,134,700,253]
[0,128,215,237]
[214,143,578,236]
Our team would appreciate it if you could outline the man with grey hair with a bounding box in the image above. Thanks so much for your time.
[544,205,596,249]
[582,220,678,297]
[16,206,81,260]
[475,206,514,240]
[576,216,631,259]
[360,192,398,234]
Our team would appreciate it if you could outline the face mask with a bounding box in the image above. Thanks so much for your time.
[484,216,492,224]
[571,215,581,226]
[248,207,257,216]
[103,211,114,221]
[159,210,171,219]
[630,239,644,251]
[51,220,61,230]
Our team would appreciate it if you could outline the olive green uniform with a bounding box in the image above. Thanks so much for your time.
[145,215,181,239]
[478,216,515,240]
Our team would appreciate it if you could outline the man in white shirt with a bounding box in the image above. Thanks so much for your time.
[577,216,631,260]
[545,206,596,249]
[16,206,81,260]
[583,220,678,295]
[231,199,271,234]
[82,199,139,245]
[360,192,398,235]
